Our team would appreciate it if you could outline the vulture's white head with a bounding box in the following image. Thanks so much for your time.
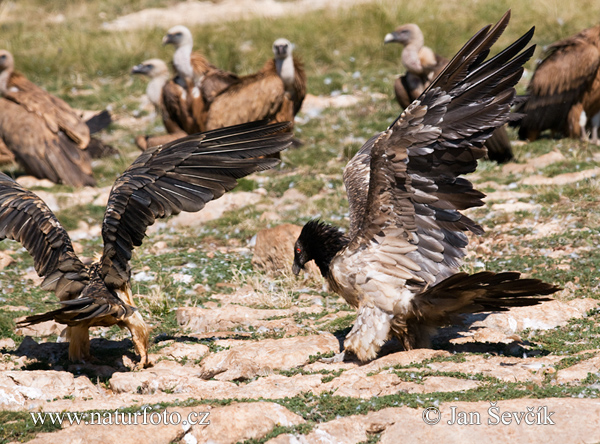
[0,50,14,74]
[131,59,169,78]
[163,25,193,49]
[273,38,294,60]
[384,24,424,47]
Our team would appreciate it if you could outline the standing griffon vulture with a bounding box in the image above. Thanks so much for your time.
[293,12,560,362]
[131,59,187,150]
[4,121,292,367]
[384,24,514,163]
[162,25,239,134]
[515,25,600,142]
[0,50,116,186]
[204,38,307,131]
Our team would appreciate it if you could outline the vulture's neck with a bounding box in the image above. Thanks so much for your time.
[0,69,11,95]
[146,75,168,109]
[275,55,295,91]
[401,45,424,75]
[307,224,349,278]
[173,45,194,81]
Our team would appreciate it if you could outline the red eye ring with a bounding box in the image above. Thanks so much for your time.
[296,248,301,253]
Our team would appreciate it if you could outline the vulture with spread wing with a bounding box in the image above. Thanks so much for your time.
[384,23,514,163]
[204,38,306,131]
[515,25,600,142]
[3,121,292,367]
[162,25,239,134]
[294,12,560,362]
[0,50,113,186]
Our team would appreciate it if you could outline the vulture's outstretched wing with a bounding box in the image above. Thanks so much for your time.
[6,72,90,148]
[101,120,293,288]
[0,173,88,300]
[345,11,534,289]
[518,27,600,138]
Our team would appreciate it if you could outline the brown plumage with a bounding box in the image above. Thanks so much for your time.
[162,25,239,134]
[516,25,600,141]
[0,50,107,186]
[204,38,306,131]
[294,12,560,362]
[3,121,292,367]
[384,24,514,163]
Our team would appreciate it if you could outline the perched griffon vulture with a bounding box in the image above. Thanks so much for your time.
[3,121,292,367]
[131,59,187,150]
[0,50,112,186]
[294,12,560,362]
[204,38,306,131]
[515,25,600,142]
[162,25,239,134]
[131,58,185,134]
[384,24,514,163]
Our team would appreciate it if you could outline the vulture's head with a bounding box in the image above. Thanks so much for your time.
[292,220,348,277]
[131,59,169,78]
[272,38,293,60]
[384,24,423,46]
[163,25,193,48]
[0,50,14,73]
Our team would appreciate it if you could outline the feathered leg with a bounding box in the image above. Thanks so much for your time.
[65,325,91,362]
[344,302,393,361]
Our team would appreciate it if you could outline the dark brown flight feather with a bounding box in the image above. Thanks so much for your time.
[2,120,292,367]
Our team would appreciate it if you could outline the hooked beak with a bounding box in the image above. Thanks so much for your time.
[383,32,398,44]
[162,35,173,46]
[131,64,148,75]
[292,262,303,276]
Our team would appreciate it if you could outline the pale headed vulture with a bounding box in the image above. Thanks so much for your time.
[0,50,113,186]
[516,25,600,142]
[204,38,307,131]
[162,25,239,134]
[294,12,559,362]
[385,23,514,163]
[3,121,292,368]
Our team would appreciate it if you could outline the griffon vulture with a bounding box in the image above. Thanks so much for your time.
[131,59,186,150]
[162,25,239,134]
[0,50,114,186]
[384,24,514,163]
[515,25,600,142]
[204,38,307,131]
[293,12,560,362]
[5,120,292,367]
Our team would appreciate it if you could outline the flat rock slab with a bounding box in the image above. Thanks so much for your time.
[200,334,340,380]
[26,402,303,444]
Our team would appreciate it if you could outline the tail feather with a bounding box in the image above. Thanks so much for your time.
[410,271,560,325]
[85,110,112,134]
[485,126,513,163]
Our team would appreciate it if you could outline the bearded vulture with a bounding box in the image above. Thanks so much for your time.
[385,23,514,163]
[515,25,600,142]
[204,38,306,131]
[0,50,115,186]
[293,12,559,362]
[4,121,292,367]
[162,25,239,134]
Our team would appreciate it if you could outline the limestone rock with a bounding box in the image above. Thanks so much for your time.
[159,342,210,361]
[0,251,15,269]
[15,320,64,338]
[200,334,340,380]
[189,402,305,443]
[556,353,600,384]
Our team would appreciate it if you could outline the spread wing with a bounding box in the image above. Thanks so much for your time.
[0,173,88,300]
[342,12,534,290]
[205,60,287,131]
[100,120,292,288]
[518,26,600,137]
[6,72,90,148]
